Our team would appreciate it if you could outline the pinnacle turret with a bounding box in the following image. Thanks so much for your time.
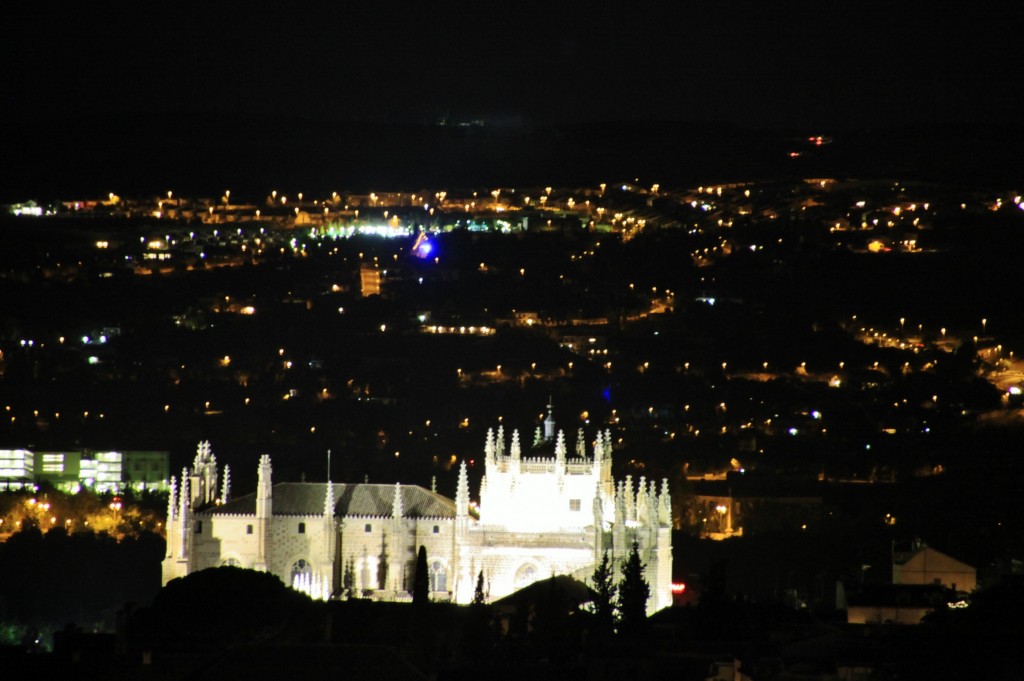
[555,429,567,462]
[324,480,335,517]
[220,464,231,504]
[392,482,403,519]
[456,460,469,517]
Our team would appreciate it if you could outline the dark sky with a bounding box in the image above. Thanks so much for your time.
[5,1,1022,129]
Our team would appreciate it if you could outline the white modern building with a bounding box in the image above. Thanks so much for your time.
[0,448,169,493]
[163,408,674,613]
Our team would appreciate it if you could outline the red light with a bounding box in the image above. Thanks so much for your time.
[671,582,686,594]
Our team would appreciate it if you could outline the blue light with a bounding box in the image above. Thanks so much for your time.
[411,233,435,259]
[415,240,434,258]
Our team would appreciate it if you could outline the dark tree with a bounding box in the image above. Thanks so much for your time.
[591,550,617,639]
[413,545,429,605]
[473,570,486,605]
[617,541,650,638]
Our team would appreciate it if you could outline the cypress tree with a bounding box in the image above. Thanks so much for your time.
[617,541,650,638]
[413,545,429,605]
[591,550,617,638]
[473,570,486,605]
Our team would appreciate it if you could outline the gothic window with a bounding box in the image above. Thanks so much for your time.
[514,563,538,590]
[222,557,241,567]
[246,524,253,534]
[569,499,581,511]
[429,560,447,592]
[290,559,311,583]
[364,523,372,533]
[298,522,306,534]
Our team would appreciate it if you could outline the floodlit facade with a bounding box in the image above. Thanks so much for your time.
[163,409,674,613]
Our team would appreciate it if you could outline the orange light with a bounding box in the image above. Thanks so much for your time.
[671,582,687,594]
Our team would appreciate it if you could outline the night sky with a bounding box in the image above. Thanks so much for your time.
[6,2,1021,129]
[3,2,1022,198]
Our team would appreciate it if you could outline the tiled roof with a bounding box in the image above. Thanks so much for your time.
[208,482,455,519]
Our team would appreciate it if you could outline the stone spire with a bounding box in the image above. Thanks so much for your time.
[178,468,190,558]
[167,475,177,524]
[256,455,273,519]
[593,434,604,463]
[510,429,521,460]
[456,460,469,517]
[322,479,337,595]
[495,425,505,458]
[624,475,635,521]
[658,478,672,526]
[533,426,543,447]
[576,428,586,458]
[555,430,567,464]
[392,482,403,519]
[165,475,178,560]
[485,428,496,464]
[636,475,648,525]
[191,440,218,508]
[220,464,231,504]
[324,479,335,517]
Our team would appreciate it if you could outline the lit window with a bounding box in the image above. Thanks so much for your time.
[429,561,447,592]
[290,559,311,584]
[514,563,538,589]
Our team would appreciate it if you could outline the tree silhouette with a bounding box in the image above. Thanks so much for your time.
[473,570,486,605]
[591,550,617,638]
[413,545,429,605]
[617,541,650,638]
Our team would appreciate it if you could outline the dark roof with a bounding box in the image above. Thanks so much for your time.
[491,575,596,609]
[208,482,455,519]
[846,584,952,608]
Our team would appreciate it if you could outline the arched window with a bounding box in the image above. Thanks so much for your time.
[514,563,538,590]
[222,557,241,567]
[290,559,312,584]
[429,560,447,592]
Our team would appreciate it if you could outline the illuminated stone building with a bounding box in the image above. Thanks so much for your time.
[162,408,673,613]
